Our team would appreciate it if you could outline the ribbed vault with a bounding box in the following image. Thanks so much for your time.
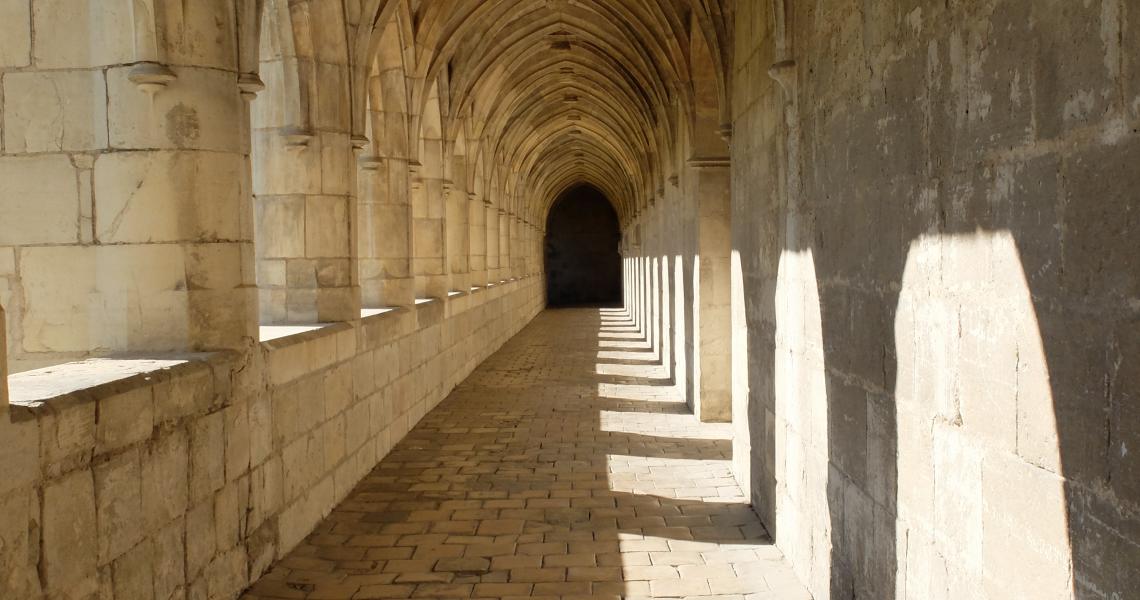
[354,0,734,229]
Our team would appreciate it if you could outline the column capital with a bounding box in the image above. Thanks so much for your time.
[687,156,731,169]
[282,126,314,149]
[350,135,370,152]
[768,59,797,96]
[128,61,176,95]
[238,73,266,101]
[358,155,383,170]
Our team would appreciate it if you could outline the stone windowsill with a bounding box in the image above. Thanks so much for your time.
[361,307,399,319]
[5,354,216,416]
[259,321,353,352]
[258,324,333,343]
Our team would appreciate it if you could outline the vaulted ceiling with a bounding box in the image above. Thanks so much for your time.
[356,0,734,226]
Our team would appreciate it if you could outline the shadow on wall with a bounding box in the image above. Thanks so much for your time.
[742,87,1138,600]
[545,185,622,306]
[732,3,1140,597]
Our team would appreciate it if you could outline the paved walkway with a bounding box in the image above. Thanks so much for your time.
[243,308,811,599]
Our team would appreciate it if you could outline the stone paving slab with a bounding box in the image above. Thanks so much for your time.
[242,308,812,599]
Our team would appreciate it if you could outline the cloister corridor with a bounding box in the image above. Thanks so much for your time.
[242,309,809,600]
[1,1,1138,599]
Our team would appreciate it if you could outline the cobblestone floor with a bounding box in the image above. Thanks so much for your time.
[243,308,812,599]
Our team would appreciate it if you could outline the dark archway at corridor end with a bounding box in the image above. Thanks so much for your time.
[544,185,622,306]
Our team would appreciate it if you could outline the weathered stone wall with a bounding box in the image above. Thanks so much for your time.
[731,2,1139,599]
[0,278,542,599]
[0,0,258,371]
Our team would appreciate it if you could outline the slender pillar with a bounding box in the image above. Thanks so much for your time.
[648,221,660,354]
[511,216,524,277]
[498,211,511,281]
[445,179,469,291]
[251,31,359,324]
[358,156,414,307]
[691,157,732,422]
[413,142,449,298]
[1,304,7,409]
[658,200,673,380]
[469,194,487,287]
[487,205,500,282]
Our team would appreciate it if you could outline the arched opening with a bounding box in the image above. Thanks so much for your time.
[544,185,622,306]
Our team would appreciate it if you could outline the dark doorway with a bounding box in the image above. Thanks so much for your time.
[544,185,622,306]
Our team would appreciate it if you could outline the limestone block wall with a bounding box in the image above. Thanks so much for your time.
[0,277,542,599]
[0,0,257,371]
[731,2,1139,600]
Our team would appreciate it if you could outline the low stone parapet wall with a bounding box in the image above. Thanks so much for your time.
[0,276,544,599]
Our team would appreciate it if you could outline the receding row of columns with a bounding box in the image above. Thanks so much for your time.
[0,2,545,375]
[621,157,732,422]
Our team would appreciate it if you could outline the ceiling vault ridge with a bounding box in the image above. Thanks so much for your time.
[351,0,733,225]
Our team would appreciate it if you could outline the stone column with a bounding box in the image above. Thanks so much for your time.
[253,133,360,324]
[0,1,257,366]
[445,180,469,291]
[657,196,673,379]
[486,205,500,283]
[511,216,524,277]
[630,219,641,324]
[646,205,659,353]
[653,201,665,356]
[412,148,449,298]
[468,194,487,287]
[633,219,644,329]
[624,254,631,311]
[622,232,632,312]
[498,210,511,282]
[251,44,359,323]
[358,155,414,307]
[691,157,732,422]
[0,303,7,409]
[530,223,541,277]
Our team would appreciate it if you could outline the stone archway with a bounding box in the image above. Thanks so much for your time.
[544,185,622,306]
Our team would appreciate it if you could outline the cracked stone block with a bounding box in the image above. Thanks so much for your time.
[2,70,108,153]
[93,150,245,244]
[94,448,144,565]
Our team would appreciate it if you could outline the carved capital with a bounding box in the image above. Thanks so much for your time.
[128,62,176,95]
[768,59,797,96]
[350,135,370,152]
[238,73,266,101]
[282,127,314,149]
[687,156,731,169]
